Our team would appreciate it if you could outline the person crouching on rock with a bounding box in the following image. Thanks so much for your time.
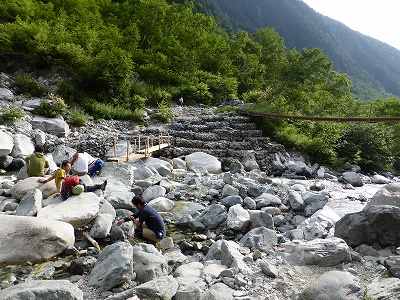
[117,195,166,242]
[38,160,71,198]
[60,175,107,200]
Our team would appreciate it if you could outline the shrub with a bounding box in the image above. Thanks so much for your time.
[70,108,88,126]
[34,94,68,118]
[0,107,25,123]
[157,98,173,123]
[14,74,48,97]
[216,105,237,113]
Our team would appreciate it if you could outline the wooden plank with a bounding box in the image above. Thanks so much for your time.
[136,143,170,154]
[106,140,171,162]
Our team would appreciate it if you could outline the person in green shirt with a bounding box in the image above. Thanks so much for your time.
[38,161,71,198]
[25,145,49,177]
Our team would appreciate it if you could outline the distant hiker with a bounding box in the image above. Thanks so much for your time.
[25,145,49,177]
[70,146,89,176]
[60,174,107,200]
[38,160,71,198]
[117,195,166,242]
[178,96,184,106]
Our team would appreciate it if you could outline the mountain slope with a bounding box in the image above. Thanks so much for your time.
[194,0,400,100]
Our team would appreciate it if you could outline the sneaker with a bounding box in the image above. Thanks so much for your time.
[100,180,107,191]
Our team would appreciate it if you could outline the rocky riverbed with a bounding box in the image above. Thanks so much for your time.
[1,75,400,299]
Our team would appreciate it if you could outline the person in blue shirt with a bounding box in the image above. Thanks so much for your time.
[117,196,166,242]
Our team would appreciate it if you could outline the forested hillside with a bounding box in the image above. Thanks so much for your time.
[2,0,400,173]
[193,0,400,100]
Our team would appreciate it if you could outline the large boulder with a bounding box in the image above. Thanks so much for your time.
[88,242,133,292]
[0,215,74,263]
[37,192,101,228]
[0,130,14,157]
[335,205,400,248]
[31,116,70,137]
[10,177,44,200]
[366,182,400,208]
[10,133,34,158]
[185,152,221,174]
[0,280,83,300]
[298,271,363,300]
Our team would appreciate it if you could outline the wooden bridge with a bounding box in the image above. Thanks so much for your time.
[107,134,172,163]
[237,108,400,122]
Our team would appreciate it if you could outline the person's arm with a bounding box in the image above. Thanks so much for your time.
[38,174,55,183]
[116,215,134,226]
[70,152,78,166]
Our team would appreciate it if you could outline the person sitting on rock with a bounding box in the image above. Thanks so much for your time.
[70,146,89,176]
[25,145,49,177]
[60,174,107,200]
[117,195,166,242]
[87,158,105,176]
[38,160,71,198]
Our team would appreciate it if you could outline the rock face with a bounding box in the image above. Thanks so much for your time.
[0,215,75,263]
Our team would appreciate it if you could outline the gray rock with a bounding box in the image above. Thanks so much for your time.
[239,227,277,252]
[0,131,13,157]
[335,205,400,248]
[288,190,305,211]
[366,182,400,208]
[10,133,34,158]
[285,237,352,267]
[248,210,274,230]
[365,277,400,299]
[90,214,113,239]
[199,282,235,300]
[142,185,167,202]
[148,197,174,213]
[31,116,70,137]
[133,275,179,300]
[220,195,242,208]
[226,204,251,231]
[192,203,227,231]
[37,192,101,228]
[340,171,363,187]
[88,242,133,291]
[221,240,251,274]
[185,152,221,174]
[298,271,363,300]
[133,243,168,283]
[0,280,83,300]
[172,157,186,169]
[15,188,42,216]
[0,215,74,263]
[0,88,14,101]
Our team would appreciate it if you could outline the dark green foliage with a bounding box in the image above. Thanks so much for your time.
[13,74,48,97]
[336,123,394,172]
[70,108,88,126]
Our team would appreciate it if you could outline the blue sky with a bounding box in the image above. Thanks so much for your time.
[301,0,400,50]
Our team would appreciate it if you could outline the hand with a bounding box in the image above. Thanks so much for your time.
[38,178,46,183]
[53,192,60,198]
[116,220,124,226]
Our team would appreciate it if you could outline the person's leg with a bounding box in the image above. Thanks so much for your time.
[85,180,107,192]
[61,184,68,200]
[142,223,162,242]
